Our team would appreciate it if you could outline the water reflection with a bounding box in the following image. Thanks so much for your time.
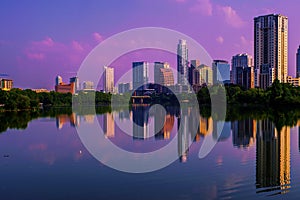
[1,106,299,198]
[256,119,291,195]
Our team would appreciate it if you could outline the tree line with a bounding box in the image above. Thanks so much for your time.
[1,80,300,111]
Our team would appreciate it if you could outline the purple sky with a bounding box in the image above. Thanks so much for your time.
[0,0,300,89]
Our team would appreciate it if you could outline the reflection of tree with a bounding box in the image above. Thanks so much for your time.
[0,111,39,133]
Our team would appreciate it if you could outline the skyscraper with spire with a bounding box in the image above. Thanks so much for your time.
[177,39,189,85]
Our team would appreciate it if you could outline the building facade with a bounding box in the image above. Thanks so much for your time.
[212,60,230,84]
[189,60,200,86]
[103,66,114,93]
[177,39,189,85]
[254,14,288,89]
[231,54,253,83]
[297,46,300,78]
[0,79,13,91]
[154,62,170,85]
[132,61,148,90]
[118,82,132,94]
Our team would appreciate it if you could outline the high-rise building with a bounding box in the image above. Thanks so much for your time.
[212,60,230,84]
[154,62,169,85]
[231,54,253,83]
[159,68,174,87]
[254,14,288,89]
[55,75,62,86]
[177,39,189,85]
[70,76,79,93]
[82,81,94,91]
[132,61,148,90]
[118,82,132,94]
[193,64,213,86]
[236,66,255,89]
[189,60,200,85]
[297,46,300,78]
[0,78,13,91]
[103,66,114,93]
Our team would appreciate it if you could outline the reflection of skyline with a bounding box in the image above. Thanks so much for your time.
[56,113,80,129]
[155,113,175,140]
[232,119,256,148]
[132,105,150,140]
[256,119,291,194]
[56,113,95,129]
[103,112,115,138]
[178,108,189,163]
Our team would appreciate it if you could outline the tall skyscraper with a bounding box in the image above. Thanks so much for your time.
[189,60,200,85]
[231,54,253,83]
[297,46,300,78]
[132,61,148,90]
[254,14,288,89]
[177,39,189,85]
[232,54,254,89]
[103,66,114,93]
[212,60,230,84]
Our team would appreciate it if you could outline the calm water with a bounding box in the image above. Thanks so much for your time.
[1,106,300,200]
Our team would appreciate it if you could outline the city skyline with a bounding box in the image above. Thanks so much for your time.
[1,1,300,89]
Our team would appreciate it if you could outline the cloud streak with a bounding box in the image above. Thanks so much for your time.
[189,0,213,16]
[218,5,245,28]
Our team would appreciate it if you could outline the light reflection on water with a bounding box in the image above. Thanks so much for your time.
[0,106,299,199]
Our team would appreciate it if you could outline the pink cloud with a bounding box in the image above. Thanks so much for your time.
[189,0,213,16]
[32,37,54,47]
[175,0,187,3]
[218,5,245,28]
[72,40,84,51]
[93,32,103,43]
[26,52,45,60]
[216,36,224,44]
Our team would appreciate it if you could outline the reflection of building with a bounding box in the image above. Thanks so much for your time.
[232,119,256,148]
[254,14,288,88]
[155,113,174,140]
[103,66,114,93]
[213,121,231,141]
[198,116,213,136]
[0,78,13,91]
[178,108,189,162]
[56,113,80,129]
[132,106,149,140]
[256,119,290,194]
[177,39,189,85]
[212,60,230,84]
[103,113,115,138]
[133,61,149,90]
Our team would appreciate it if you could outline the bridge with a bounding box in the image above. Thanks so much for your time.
[131,95,151,104]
